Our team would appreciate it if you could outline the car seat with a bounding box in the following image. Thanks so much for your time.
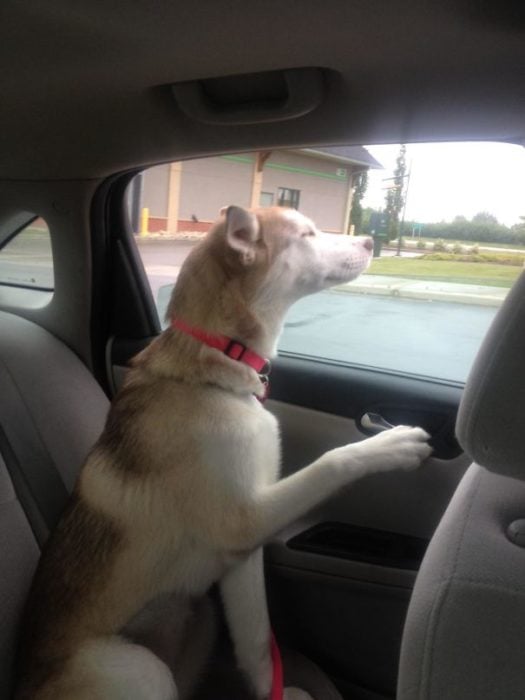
[397,272,525,699]
[0,310,109,698]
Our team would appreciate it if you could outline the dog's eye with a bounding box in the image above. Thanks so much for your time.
[301,230,315,238]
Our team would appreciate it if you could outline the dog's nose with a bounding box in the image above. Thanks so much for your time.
[362,236,374,252]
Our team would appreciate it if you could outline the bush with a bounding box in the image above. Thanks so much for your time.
[452,242,463,254]
[433,239,446,252]
[366,208,525,247]
[422,252,525,266]
[416,239,427,250]
[415,220,525,246]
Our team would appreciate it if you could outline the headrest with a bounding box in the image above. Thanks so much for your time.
[456,271,525,478]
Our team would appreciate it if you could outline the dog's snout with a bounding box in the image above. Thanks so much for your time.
[361,236,374,252]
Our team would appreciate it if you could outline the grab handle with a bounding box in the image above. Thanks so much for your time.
[172,68,324,125]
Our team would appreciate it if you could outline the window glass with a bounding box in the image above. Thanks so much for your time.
[260,191,274,207]
[0,217,54,289]
[132,143,525,384]
[277,187,300,208]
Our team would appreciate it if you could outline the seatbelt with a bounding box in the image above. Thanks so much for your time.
[0,361,69,546]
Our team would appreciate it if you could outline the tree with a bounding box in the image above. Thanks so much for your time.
[384,144,407,240]
[511,216,525,245]
[513,216,525,232]
[472,211,499,225]
[361,206,377,234]
[349,171,368,233]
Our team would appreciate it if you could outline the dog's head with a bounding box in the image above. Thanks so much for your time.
[167,205,373,357]
[216,204,373,305]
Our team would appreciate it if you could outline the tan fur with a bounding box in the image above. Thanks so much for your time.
[16,206,431,700]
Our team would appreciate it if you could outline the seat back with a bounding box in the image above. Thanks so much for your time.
[0,310,108,698]
[397,272,525,700]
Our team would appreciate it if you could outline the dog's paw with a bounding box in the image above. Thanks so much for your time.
[283,688,315,700]
[337,425,432,476]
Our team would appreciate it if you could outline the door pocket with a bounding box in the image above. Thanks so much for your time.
[287,521,429,571]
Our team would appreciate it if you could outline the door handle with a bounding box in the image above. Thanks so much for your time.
[360,412,395,434]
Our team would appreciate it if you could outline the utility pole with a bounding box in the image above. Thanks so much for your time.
[382,168,411,255]
[397,166,411,256]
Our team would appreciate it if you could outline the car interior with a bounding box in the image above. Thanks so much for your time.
[1,2,524,699]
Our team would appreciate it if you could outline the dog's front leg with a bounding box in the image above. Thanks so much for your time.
[217,428,429,698]
[220,547,273,699]
[210,428,430,553]
[247,426,431,548]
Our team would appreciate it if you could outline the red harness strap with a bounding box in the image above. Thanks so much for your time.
[270,632,284,700]
[171,317,269,375]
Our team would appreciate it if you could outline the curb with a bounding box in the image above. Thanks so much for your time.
[334,283,507,307]
[135,232,205,242]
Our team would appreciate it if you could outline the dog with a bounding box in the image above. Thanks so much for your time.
[16,205,431,700]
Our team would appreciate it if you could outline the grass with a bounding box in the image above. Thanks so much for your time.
[368,257,522,287]
[422,251,524,265]
[392,237,525,251]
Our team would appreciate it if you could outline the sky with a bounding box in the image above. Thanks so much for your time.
[362,142,525,227]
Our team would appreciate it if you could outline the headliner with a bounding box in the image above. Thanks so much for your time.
[1,0,524,179]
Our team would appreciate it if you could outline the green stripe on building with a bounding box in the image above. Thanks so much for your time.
[221,155,348,181]
[266,161,347,181]
[221,155,254,164]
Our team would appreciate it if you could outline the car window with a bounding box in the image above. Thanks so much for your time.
[131,144,524,384]
[0,217,54,290]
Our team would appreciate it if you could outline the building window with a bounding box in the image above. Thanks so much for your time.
[278,187,300,209]
[260,192,274,207]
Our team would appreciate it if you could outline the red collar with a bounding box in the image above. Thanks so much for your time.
[171,318,270,375]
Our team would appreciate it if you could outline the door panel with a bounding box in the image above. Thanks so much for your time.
[268,565,412,700]
[267,398,468,540]
[261,358,468,699]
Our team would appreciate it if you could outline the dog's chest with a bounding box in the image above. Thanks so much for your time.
[248,405,280,484]
[199,399,280,489]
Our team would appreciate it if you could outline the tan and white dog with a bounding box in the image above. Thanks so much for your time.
[16,206,431,700]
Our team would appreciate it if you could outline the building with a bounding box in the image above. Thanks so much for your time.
[133,146,382,235]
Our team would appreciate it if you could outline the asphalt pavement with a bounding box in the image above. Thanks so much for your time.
[280,291,497,383]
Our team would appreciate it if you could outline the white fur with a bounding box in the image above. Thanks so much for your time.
[69,638,177,700]
[30,208,430,700]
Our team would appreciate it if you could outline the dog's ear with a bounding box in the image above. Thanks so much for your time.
[224,205,260,265]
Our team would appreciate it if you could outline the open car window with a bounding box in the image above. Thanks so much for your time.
[130,143,524,385]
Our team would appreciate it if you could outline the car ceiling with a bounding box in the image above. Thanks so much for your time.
[1,0,524,180]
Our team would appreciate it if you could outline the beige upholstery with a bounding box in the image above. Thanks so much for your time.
[0,310,108,698]
[398,272,525,700]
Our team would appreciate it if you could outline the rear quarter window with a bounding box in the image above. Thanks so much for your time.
[0,217,54,290]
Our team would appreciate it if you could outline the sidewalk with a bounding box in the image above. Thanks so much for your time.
[336,275,508,307]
